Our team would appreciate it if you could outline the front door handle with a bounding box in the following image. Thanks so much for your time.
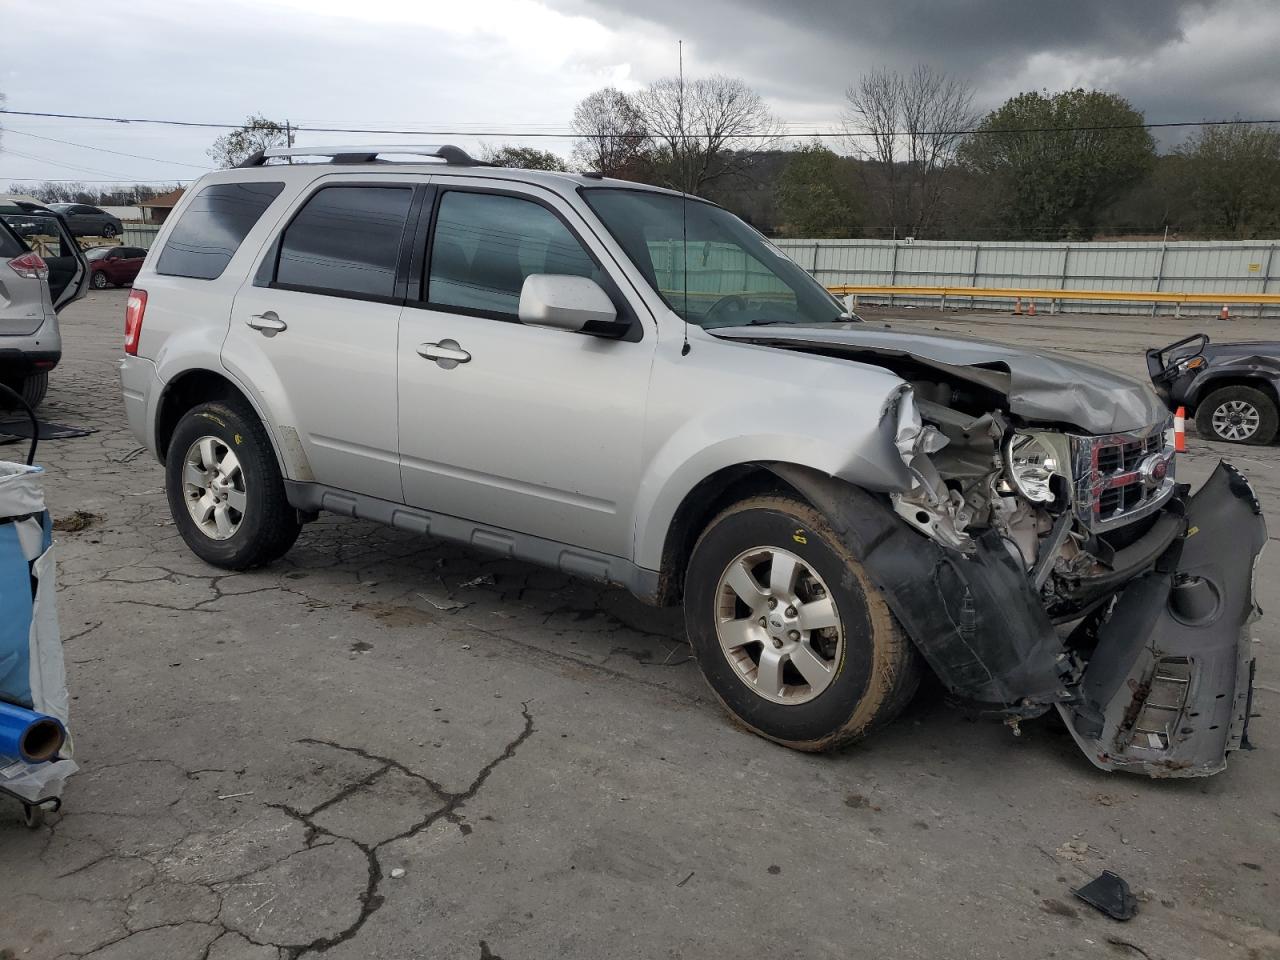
[417,339,471,369]
[246,311,287,336]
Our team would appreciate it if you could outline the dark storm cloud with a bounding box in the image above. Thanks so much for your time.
[555,0,1275,124]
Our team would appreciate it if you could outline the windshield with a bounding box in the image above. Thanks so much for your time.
[86,247,112,260]
[582,188,845,329]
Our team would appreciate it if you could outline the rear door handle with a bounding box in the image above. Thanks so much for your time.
[417,339,470,368]
[246,311,287,336]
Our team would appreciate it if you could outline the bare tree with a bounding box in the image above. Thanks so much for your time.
[570,87,650,178]
[207,115,292,169]
[635,74,780,194]
[844,65,977,237]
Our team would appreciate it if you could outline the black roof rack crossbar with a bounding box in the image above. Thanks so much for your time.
[236,144,483,168]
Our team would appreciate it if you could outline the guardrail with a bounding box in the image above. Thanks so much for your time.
[829,284,1280,317]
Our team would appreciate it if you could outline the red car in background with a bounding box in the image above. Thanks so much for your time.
[87,246,147,288]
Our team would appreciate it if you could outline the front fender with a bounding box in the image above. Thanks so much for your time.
[631,351,918,572]
[1185,367,1280,411]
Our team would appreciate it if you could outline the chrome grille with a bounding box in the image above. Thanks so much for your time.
[1070,421,1175,532]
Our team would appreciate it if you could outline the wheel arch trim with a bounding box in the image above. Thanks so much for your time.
[153,365,305,480]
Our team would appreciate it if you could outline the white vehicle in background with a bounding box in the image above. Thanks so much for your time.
[119,145,1264,778]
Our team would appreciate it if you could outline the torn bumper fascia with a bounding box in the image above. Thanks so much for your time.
[771,457,1265,778]
[1057,461,1265,777]
[770,463,1073,709]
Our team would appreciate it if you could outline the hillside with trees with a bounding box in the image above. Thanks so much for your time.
[7,74,1279,240]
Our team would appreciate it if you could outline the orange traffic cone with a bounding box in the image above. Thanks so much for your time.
[1220,304,1231,320]
[1028,299,1037,317]
[1013,296,1023,316]
[1174,406,1187,452]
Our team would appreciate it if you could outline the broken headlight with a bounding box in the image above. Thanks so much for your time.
[1001,432,1067,505]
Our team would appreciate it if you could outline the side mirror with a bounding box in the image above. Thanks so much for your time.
[518,274,627,337]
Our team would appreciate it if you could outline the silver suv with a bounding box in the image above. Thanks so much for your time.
[0,211,87,407]
[120,145,1264,777]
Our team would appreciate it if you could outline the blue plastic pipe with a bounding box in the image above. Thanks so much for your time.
[0,701,65,763]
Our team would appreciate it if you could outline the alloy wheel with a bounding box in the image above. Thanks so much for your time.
[181,436,247,540]
[1211,399,1261,441]
[714,546,843,705]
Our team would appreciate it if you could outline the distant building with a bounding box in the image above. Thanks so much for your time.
[100,206,139,222]
[137,188,185,225]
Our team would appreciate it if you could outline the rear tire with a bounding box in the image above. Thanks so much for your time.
[101,224,117,238]
[683,495,922,752]
[1195,385,1278,445]
[165,400,301,569]
[1,372,49,410]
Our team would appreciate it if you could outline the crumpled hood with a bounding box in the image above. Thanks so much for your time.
[711,324,1168,435]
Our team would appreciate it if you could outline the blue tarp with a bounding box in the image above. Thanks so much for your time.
[0,462,74,802]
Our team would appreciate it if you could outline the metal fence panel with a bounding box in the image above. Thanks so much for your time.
[122,224,161,249]
[776,238,1280,317]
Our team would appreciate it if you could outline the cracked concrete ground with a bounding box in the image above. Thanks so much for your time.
[1,290,1278,959]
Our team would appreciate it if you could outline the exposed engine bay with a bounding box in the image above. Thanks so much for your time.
[885,363,1179,626]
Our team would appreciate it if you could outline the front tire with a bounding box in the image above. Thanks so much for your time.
[101,224,117,238]
[1195,385,1278,445]
[91,271,110,289]
[165,401,301,569]
[684,495,922,752]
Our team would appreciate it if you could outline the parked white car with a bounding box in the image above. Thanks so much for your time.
[119,145,1264,777]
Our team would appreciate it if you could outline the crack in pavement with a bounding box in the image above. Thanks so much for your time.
[252,702,537,958]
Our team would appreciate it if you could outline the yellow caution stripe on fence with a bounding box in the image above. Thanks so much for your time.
[827,284,1280,305]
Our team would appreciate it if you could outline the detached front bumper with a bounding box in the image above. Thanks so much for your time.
[1058,461,1265,777]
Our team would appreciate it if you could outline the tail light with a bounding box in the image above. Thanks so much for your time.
[124,289,147,356]
[7,252,49,280]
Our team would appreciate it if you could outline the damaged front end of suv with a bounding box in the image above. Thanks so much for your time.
[718,326,1266,778]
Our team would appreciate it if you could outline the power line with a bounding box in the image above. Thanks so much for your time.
[0,127,212,170]
[3,107,1279,139]
[0,147,139,179]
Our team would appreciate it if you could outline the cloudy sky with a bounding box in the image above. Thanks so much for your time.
[2,0,1277,186]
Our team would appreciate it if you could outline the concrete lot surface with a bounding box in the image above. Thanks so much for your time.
[1,292,1277,959]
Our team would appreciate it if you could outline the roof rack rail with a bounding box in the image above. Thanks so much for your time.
[236,144,484,168]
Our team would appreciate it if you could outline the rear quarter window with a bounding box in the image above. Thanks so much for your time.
[156,181,284,280]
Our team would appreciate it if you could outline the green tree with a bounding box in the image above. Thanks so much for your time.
[481,145,565,170]
[207,115,291,169]
[776,142,861,237]
[1175,122,1280,238]
[958,89,1156,239]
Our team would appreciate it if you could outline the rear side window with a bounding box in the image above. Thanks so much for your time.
[274,186,413,300]
[427,191,600,319]
[157,181,284,280]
